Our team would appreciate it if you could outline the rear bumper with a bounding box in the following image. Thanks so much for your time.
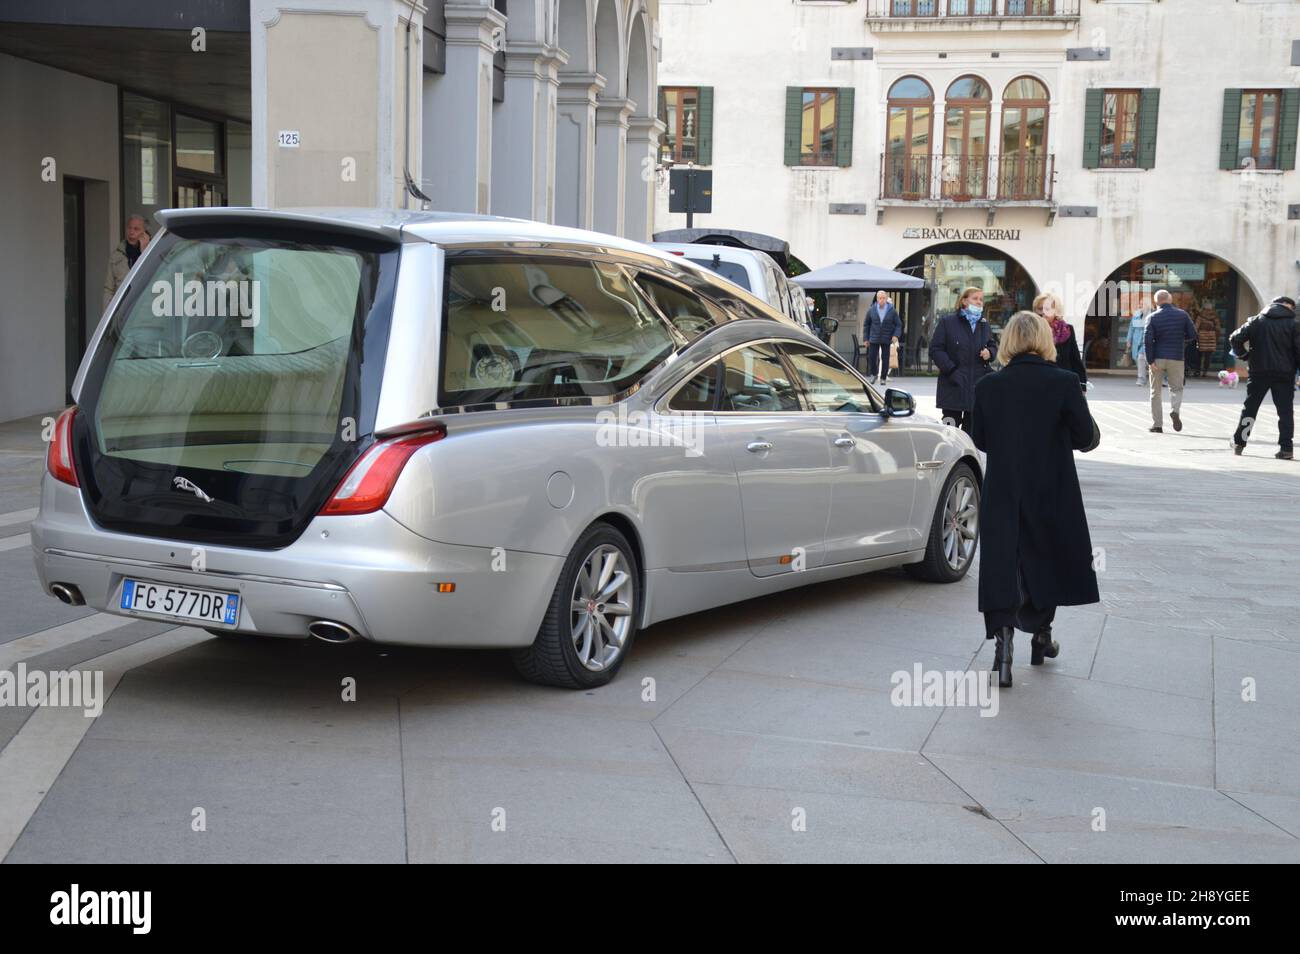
[31,477,563,648]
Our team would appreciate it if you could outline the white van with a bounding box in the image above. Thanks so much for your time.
[652,242,814,331]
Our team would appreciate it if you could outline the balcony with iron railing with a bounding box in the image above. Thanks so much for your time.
[879,153,1055,206]
[866,0,1081,31]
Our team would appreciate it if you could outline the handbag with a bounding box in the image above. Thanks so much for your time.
[1117,351,1132,369]
[889,341,900,371]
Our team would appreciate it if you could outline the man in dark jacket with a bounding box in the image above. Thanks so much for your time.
[864,290,902,385]
[1230,296,1300,459]
[1144,289,1198,433]
[929,288,996,432]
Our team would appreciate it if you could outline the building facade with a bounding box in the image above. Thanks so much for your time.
[654,0,1300,374]
[0,0,661,422]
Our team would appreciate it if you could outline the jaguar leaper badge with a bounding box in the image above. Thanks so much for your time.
[173,476,214,503]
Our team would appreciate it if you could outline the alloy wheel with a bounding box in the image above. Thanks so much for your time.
[942,476,978,572]
[569,544,634,672]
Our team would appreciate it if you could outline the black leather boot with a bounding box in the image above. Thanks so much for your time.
[1031,627,1060,666]
[991,626,1014,688]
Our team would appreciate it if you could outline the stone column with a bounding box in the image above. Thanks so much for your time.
[423,2,505,213]
[251,0,425,208]
[623,115,663,242]
[554,72,604,229]
[593,96,634,236]
[491,42,567,221]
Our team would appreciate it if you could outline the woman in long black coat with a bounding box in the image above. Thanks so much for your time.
[971,310,1100,688]
[1033,292,1088,388]
[929,286,997,432]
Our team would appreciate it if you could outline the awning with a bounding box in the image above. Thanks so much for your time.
[792,259,924,292]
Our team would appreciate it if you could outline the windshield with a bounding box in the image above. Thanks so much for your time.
[441,255,680,407]
[91,234,380,478]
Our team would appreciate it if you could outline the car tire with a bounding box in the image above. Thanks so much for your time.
[511,522,640,689]
[905,461,979,584]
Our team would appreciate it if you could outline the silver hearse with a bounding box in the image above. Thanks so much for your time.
[33,208,981,688]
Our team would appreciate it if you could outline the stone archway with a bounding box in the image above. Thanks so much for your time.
[1084,248,1263,375]
[622,3,659,241]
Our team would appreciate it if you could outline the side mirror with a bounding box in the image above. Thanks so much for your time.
[883,387,915,417]
[819,316,839,335]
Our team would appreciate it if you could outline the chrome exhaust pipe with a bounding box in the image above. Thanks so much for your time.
[50,583,84,606]
[307,620,362,645]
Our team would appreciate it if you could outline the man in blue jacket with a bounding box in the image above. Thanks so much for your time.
[1144,289,1198,433]
[864,290,903,385]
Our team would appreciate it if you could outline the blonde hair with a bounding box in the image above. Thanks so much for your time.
[1000,310,1057,363]
[1033,292,1064,318]
[959,286,983,307]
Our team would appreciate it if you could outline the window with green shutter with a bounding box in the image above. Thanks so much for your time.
[835,87,855,167]
[1227,89,1297,171]
[1135,88,1160,169]
[659,86,707,164]
[1220,89,1243,170]
[696,87,714,165]
[784,87,803,166]
[1280,88,1300,171]
[787,88,841,167]
[1082,88,1103,168]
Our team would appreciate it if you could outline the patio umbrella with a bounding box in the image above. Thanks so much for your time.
[792,259,923,291]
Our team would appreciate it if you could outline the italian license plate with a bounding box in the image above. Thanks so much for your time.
[120,578,240,627]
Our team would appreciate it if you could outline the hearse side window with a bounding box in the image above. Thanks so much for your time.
[636,275,728,341]
[720,344,801,412]
[667,361,721,412]
[442,255,679,406]
[685,256,751,291]
[781,343,882,414]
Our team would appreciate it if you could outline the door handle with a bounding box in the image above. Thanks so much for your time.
[833,437,855,448]
[746,440,774,453]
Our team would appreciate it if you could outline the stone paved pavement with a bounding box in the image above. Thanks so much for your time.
[1,375,1297,863]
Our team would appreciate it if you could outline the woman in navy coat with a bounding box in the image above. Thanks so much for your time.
[928,287,997,432]
[971,311,1101,688]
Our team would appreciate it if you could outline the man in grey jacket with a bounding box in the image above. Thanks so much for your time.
[102,214,151,309]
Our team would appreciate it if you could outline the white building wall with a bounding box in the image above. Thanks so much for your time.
[0,54,119,422]
[656,0,1300,330]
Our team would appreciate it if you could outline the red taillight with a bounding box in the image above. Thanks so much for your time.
[320,425,446,516]
[47,406,79,487]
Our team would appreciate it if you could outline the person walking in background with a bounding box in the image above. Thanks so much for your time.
[103,213,151,309]
[1125,304,1150,386]
[1033,292,1087,390]
[1195,308,1221,378]
[1144,289,1198,433]
[930,286,996,433]
[864,290,902,386]
[1229,296,1300,460]
[971,311,1100,688]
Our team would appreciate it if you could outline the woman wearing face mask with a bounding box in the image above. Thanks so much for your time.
[929,286,997,432]
[1033,292,1087,390]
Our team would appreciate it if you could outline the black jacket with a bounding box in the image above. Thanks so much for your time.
[1052,323,1088,385]
[972,354,1100,613]
[929,310,997,411]
[1229,303,1300,378]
